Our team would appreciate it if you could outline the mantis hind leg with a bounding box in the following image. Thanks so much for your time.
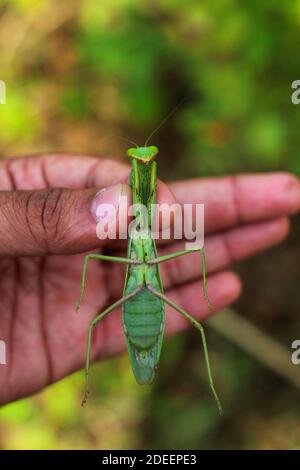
[199,248,211,309]
[146,284,222,415]
[81,287,142,406]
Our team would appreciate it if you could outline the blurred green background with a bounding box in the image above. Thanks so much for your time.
[1,0,300,450]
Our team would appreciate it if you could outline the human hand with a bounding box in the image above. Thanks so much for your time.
[0,153,299,404]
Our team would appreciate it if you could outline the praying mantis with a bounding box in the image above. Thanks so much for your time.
[76,144,222,414]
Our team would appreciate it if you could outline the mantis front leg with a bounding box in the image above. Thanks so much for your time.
[147,248,211,309]
[76,253,141,311]
[146,284,222,415]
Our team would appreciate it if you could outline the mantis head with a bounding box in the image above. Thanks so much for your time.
[127,146,159,164]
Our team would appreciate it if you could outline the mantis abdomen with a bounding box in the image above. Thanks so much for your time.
[123,287,164,384]
[123,237,165,385]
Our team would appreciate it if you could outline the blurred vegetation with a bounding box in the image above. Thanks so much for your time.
[0,0,300,449]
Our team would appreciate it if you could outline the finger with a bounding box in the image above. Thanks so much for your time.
[0,154,177,257]
[38,154,176,212]
[0,184,175,258]
[170,173,300,233]
[105,216,289,296]
[2,154,175,206]
[0,154,130,190]
[0,185,134,257]
[157,216,289,288]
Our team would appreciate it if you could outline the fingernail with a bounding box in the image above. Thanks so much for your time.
[90,184,124,222]
[283,176,300,213]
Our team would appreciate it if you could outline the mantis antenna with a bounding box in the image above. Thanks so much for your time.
[114,135,139,148]
[144,99,186,146]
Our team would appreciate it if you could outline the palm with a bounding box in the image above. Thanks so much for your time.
[0,251,118,402]
[0,154,298,405]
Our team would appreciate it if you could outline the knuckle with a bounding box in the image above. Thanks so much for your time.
[25,188,68,251]
[229,175,243,225]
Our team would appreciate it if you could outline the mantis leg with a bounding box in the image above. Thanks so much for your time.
[76,253,140,311]
[147,248,211,309]
[146,284,222,415]
[82,286,142,406]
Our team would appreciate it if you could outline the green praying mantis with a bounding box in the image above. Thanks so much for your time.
[76,143,222,415]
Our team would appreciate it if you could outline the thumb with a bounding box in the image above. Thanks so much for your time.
[0,183,131,257]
